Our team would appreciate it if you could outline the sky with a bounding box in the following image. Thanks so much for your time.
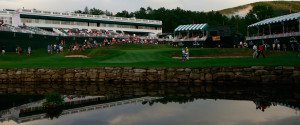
[0,0,295,14]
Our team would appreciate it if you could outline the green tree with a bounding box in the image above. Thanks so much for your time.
[134,7,147,19]
[90,8,104,15]
[246,5,274,22]
[253,5,273,20]
[83,6,89,14]
[105,10,113,16]
[115,10,133,18]
[74,10,83,14]
[245,10,259,25]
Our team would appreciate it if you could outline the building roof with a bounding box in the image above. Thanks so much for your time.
[174,23,208,32]
[248,12,300,28]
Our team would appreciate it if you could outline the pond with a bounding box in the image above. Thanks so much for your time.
[0,83,299,125]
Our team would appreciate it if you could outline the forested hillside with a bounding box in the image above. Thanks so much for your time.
[220,1,300,16]
[75,1,300,36]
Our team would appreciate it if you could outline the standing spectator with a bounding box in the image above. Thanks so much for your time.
[239,41,243,48]
[50,44,54,54]
[103,39,108,46]
[93,40,97,47]
[18,47,22,56]
[59,45,64,53]
[243,42,248,48]
[277,44,281,51]
[56,44,60,53]
[53,44,57,53]
[291,44,295,51]
[249,41,254,49]
[257,43,266,58]
[27,46,31,56]
[282,44,287,51]
[1,46,5,55]
[185,47,189,60]
[182,48,186,61]
[252,44,258,58]
[47,44,51,54]
[16,46,19,53]
[264,43,270,52]
[60,39,65,45]
[272,43,276,50]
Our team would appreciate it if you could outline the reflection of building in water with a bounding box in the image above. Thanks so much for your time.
[0,95,102,123]
[253,99,273,112]
[0,96,161,124]
[253,99,300,112]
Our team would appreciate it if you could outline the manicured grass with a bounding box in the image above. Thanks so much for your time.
[0,44,299,68]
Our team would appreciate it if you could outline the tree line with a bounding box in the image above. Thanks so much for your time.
[75,5,276,36]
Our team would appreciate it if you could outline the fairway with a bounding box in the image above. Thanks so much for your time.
[0,44,299,68]
[100,50,166,63]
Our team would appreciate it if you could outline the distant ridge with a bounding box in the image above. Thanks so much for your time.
[219,1,300,17]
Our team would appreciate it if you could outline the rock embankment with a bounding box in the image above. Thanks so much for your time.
[0,66,299,83]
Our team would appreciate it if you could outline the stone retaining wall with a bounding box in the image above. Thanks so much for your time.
[0,66,299,83]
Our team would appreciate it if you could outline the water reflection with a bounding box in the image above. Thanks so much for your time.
[0,95,160,124]
[3,99,299,125]
[0,83,299,125]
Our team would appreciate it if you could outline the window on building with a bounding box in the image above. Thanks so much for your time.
[52,20,60,24]
[53,12,61,15]
[43,11,51,14]
[62,13,69,15]
[89,23,97,27]
[35,19,39,23]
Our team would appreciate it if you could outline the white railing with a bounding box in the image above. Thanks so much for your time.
[246,32,300,40]
[19,9,162,25]
[173,36,208,42]
[0,25,60,36]
[52,28,68,36]
[0,11,9,14]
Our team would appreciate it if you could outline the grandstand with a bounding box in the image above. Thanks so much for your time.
[0,9,163,51]
[173,24,238,48]
[173,23,209,47]
[246,12,300,48]
[0,9,162,36]
[0,24,58,36]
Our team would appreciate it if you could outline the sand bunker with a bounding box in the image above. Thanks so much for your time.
[65,55,89,58]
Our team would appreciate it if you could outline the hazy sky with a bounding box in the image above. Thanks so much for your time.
[0,0,295,13]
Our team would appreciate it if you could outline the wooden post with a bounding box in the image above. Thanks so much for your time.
[299,19,300,32]
[174,31,176,39]
[269,24,271,35]
[247,27,249,37]
[282,22,285,33]
[257,26,260,36]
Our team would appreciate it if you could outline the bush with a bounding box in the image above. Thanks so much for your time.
[43,92,65,119]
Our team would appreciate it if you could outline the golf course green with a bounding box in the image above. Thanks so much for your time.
[0,44,299,68]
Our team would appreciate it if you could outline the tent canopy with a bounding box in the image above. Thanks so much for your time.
[248,12,300,28]
[174,23,208,32]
